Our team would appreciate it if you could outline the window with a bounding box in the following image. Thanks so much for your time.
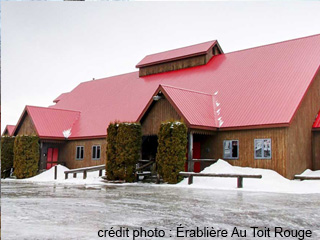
[254,139,271,159]
[76,146,84,160]
[223,140,239,159]
[92,145,101,160]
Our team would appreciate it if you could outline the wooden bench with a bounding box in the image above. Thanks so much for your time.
[179,172,262,188]
[64,165,105,179]
[294,175,320,181]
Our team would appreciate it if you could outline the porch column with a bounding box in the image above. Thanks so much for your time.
[188,132,193,172]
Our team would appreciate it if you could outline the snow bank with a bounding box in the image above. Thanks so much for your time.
[27,165,69,181]
[5,160,320,194]
[177,160,320,194]
[16,165,106,185]
[299,169,320,177]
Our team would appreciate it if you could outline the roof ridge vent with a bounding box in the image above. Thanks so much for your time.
[136,40,223,77]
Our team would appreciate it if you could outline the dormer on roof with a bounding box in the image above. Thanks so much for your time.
[136,40,223,77]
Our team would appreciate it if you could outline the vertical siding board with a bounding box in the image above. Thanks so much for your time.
[313,132,320,170]
[141,98,181,135]
[287,70,320,177]
[59,138,106,169]
[16,114,37,136]
[212,128,288,177]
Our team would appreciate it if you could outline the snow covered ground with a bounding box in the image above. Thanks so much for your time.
[4,160,320,194]
[2,182,320,240]
[2,161,320,239]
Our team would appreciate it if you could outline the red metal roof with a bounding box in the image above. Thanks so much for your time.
[2,125,15,136]
[12,34,320,138]
[14,106,80,139]
[136,40,219,67]
[139,85,217,129]
[53,92,69,103]
[313,111,320,129]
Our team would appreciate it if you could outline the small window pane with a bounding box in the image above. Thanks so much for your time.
[255,140,263,158]
[92,146,96,159]
[97,146,101,159]
[232,141,238,158]
[81,147,84,159]
[224,141,232,158]
[76,147,80,159]
[76,146,84,160]
[92,145,101,160]
[264,139,271,158]
[224,140,238,159]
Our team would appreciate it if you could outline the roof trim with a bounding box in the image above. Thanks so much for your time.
[219,123,290,131]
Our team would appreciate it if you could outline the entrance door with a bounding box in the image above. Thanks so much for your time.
[193,142,201,173]
[46,148,58,169]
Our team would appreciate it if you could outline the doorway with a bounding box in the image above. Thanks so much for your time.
[141,135,158,161]
[47,148,58,169]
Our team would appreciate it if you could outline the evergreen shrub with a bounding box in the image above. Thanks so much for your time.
[106,123,118,180]
[1,137,15,178]
[13,136,39,179]
[106,122,142,182]
[156,121,187,184]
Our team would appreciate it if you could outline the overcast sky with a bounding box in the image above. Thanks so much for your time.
[2,1,320,132]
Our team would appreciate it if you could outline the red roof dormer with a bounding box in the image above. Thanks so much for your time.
[136,40,223,77]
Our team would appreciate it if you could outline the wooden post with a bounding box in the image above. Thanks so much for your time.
[83,170,87,179]
[188,132,193,172]
[188,175,193,185]
[237,177,243,188]
[65,172,68,180]
[54,165,57,180]
[99,169,103,177]
[73,173,77,178]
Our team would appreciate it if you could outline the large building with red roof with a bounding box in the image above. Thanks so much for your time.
[6,34,320,178]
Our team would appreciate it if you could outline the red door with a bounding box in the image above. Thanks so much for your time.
[193,142,201,173]
[46,148,58,169]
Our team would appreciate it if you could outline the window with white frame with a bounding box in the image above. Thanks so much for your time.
[254,139,271,159]
[76,146,84,160]
[223,140,239,159]
[92,145,101,160]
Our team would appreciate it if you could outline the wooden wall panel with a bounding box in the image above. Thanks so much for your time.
[141,98,182,136]
[313,132,320,170]
[287,71,320,177]
[212,128,288,177]
[16,114,37,136]
[59,138,106,169]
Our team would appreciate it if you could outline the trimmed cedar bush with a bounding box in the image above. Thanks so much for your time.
[156,121,188,184]
[1,137,15,178]
[106,122,142,182]
[106,123,118,180]
[13,136,40,179]
[115,123,142,182]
